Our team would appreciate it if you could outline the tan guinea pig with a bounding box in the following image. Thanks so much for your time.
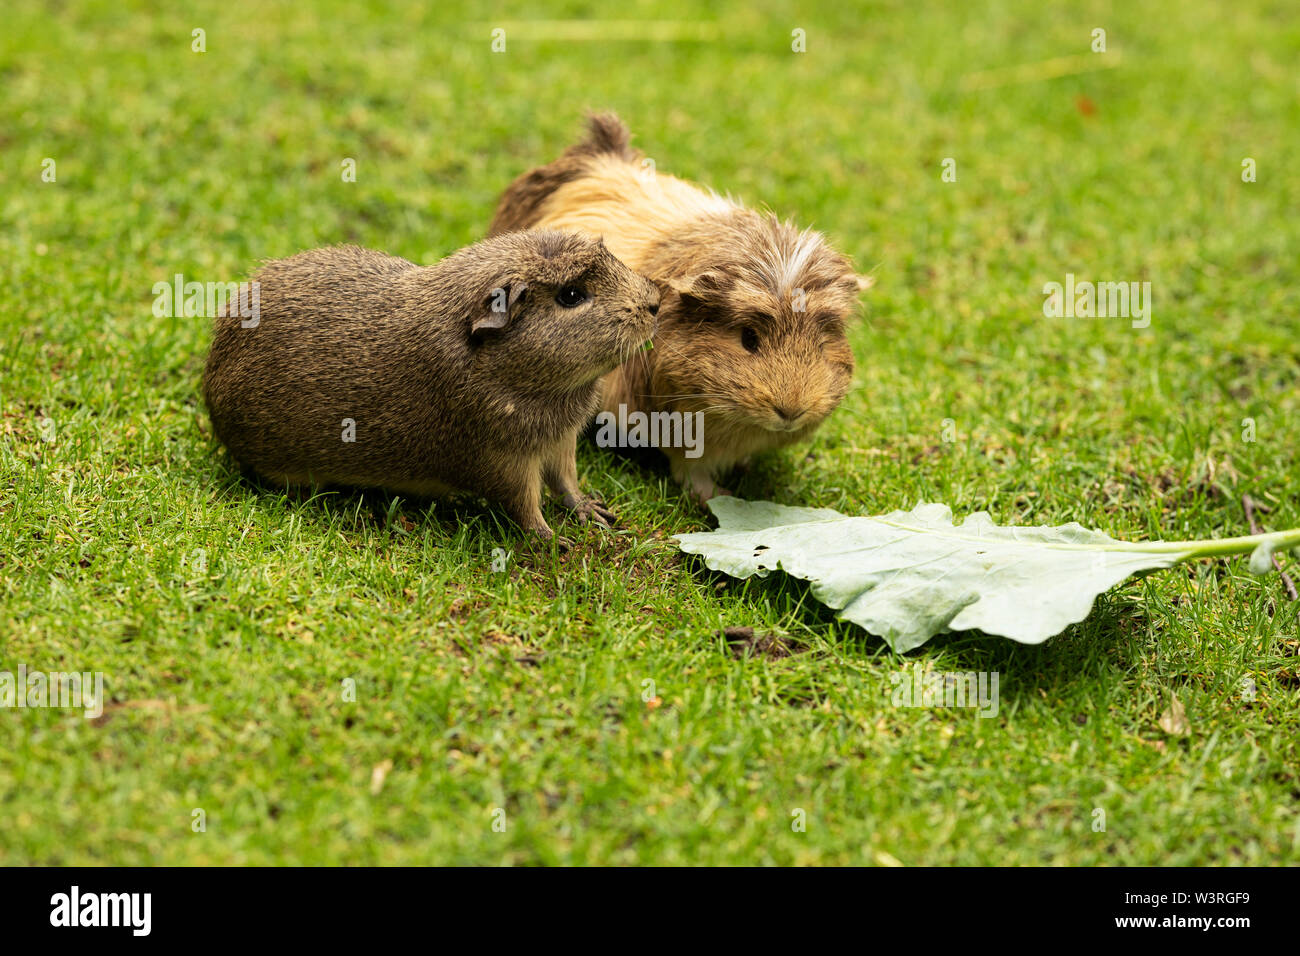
[489,113,872,503]
[202,231,660,545]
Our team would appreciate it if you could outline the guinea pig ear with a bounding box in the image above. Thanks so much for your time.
[472,281,529,337]
[666,271,731,311]
[830,273,873,300]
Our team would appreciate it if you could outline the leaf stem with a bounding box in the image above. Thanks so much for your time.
[1112,528,1300,557]
[869,517,1300,556]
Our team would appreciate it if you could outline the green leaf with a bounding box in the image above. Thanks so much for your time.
[676,499,1300,652]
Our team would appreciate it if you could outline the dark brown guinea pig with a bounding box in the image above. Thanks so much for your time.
[489,113,872,502]
[202,231,660,543]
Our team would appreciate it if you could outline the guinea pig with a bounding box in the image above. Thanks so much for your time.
[201,231,660,543]
[489,113,871,502]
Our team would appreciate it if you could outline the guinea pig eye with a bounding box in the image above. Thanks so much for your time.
[555,286,588,308]
[741,326,761,354]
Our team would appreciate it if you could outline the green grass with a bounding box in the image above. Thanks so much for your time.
[2,0,1298,865]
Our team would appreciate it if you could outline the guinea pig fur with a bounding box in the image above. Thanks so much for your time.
[489,113,872,502]
[202,231,660,543]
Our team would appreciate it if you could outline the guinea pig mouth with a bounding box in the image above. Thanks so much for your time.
[758,409,817,434]
[617,329,656,359]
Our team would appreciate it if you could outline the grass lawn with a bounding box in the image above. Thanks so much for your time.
[2,0,1298,865]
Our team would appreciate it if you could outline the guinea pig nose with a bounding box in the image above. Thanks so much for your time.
[648,300,660,317]
[775,405,801,421]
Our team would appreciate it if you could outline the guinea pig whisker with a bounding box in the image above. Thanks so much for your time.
[651,392,733,402]
[695,403,744,419]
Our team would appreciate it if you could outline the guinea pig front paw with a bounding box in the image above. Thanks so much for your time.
[685,474,732,506]
[673,462,733,506]
[526,526,574,553]
[562,493,618,529]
